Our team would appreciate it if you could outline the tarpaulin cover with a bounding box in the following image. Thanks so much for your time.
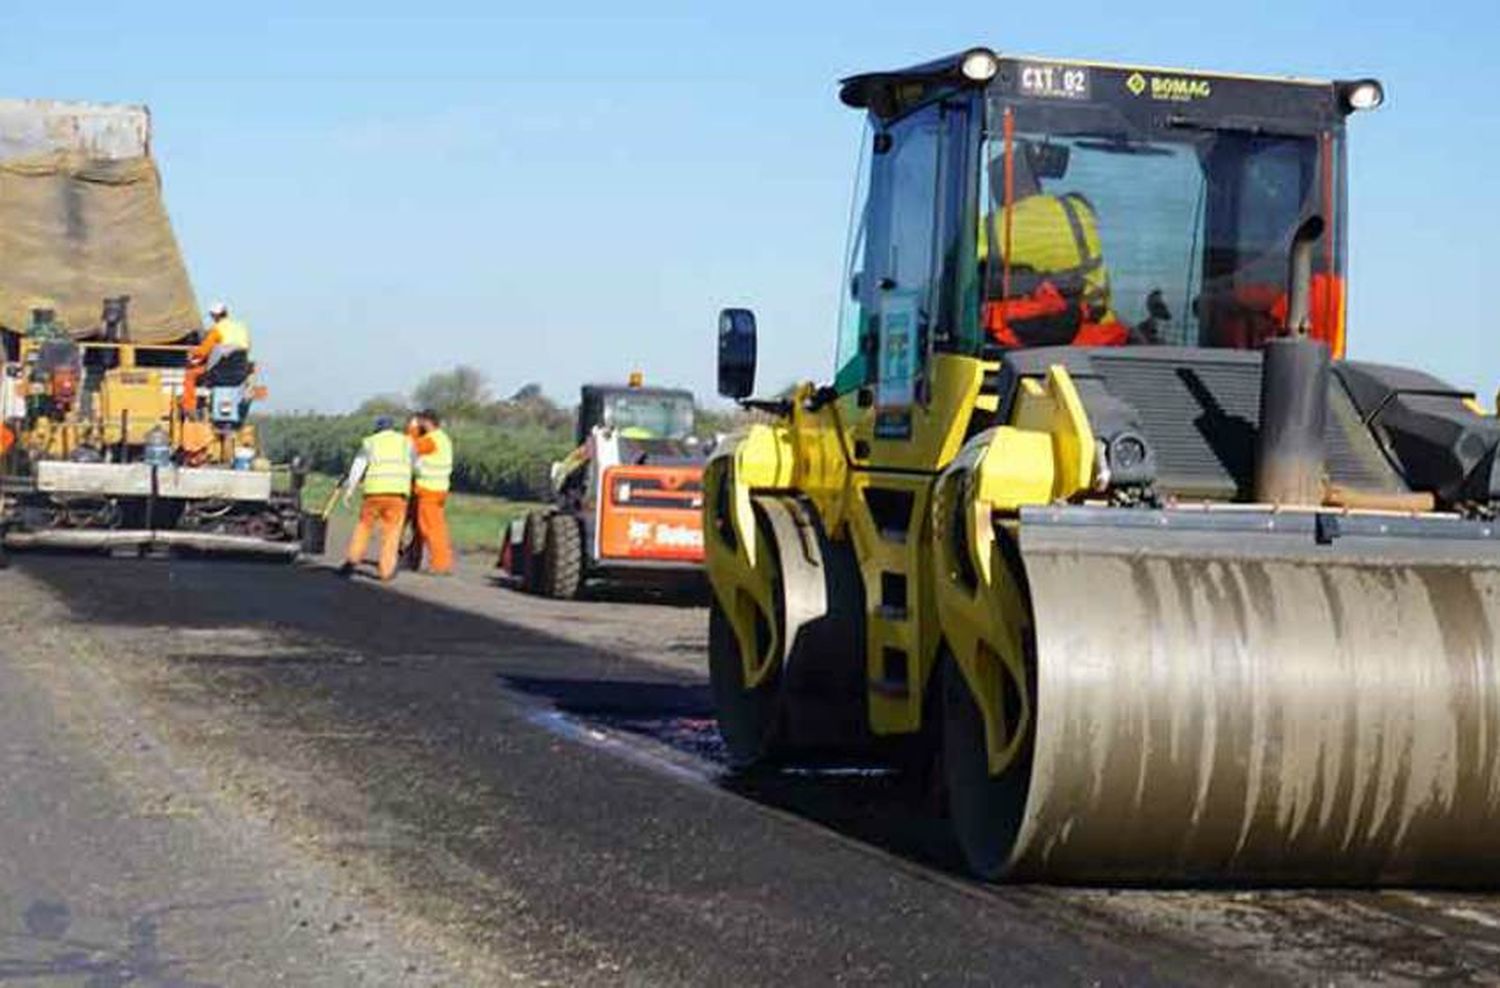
[0,100,199,343]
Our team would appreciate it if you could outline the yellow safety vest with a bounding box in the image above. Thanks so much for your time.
[361,429,412,496]
[214,317,251,350]
[979,193,1115,321]
[415,428,453,493]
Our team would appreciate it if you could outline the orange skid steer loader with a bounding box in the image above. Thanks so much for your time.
[499,380,709,598]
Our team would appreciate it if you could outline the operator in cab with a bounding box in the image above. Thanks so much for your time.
[978,141,1129,349]
[181,301,252,414]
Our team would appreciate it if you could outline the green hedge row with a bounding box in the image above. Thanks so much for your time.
[258,414,571,501]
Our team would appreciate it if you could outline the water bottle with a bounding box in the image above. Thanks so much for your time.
[143,426,172,467]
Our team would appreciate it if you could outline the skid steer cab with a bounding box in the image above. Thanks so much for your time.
[498,378,710,599]
[704,48,1500,887]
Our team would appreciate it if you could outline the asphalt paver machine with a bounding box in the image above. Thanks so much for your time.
[0,100,303,559]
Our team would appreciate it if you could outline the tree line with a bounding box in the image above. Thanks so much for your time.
[257,366,741,501]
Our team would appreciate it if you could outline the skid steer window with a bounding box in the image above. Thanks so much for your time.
[604,392,694,440]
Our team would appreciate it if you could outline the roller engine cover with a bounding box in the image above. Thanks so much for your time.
[1336,362,1500,506]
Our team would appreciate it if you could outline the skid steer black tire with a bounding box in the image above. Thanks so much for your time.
[520,512,548,594]
[542,513,584,599]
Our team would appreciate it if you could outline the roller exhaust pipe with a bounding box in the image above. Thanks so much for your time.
[1255,217,1328,506]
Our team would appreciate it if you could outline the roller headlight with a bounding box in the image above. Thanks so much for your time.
[1338,78,1384,113]
[960,49,1000,83]
[1105,431,1156,488]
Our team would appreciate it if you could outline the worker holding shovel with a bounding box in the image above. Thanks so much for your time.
[337,415,415,581]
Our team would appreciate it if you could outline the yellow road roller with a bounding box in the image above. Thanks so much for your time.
[704,49,1500,883]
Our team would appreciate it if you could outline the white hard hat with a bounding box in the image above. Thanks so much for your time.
[208,301,228,317]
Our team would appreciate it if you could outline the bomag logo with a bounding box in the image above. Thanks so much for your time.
[1126,71,1212,102]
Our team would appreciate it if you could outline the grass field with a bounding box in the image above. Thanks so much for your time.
[298,473,541,556]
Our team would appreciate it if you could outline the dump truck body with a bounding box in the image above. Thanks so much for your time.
[500,383,707,597]
[702,50,1500,884]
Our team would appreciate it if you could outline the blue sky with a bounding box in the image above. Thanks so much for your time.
[1,1,1495,410]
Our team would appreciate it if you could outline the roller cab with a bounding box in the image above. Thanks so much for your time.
[704,48,1500,884]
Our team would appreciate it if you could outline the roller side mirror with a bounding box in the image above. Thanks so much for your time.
[717,308,757,400]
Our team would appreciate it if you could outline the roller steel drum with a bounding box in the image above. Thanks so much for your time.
[1002,505,1500,885]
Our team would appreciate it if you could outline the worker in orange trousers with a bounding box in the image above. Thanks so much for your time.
[338,416,415,581]
[407,409,454,574]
